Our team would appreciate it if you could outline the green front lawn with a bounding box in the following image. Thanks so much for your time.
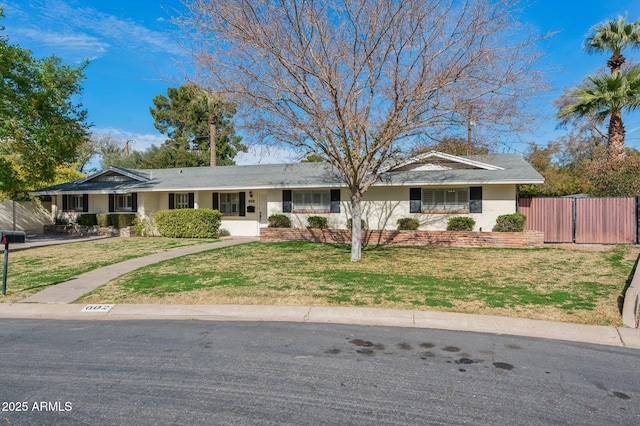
[2,238,216,303]
[78,241,639,326]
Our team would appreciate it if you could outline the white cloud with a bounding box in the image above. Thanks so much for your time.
[5,0,183,61]
[92,130,301,165]
[13,28,109,60]
[235,145,302,165]
[93,128,165,151]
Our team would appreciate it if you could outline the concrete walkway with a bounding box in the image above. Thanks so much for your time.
[20,237,258,303]
[4,235,640,350]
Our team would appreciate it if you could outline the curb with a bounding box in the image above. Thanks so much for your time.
[622,253,640,328]
[2,303,639,350]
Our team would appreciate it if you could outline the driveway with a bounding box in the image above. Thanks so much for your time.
[3,232,111,251]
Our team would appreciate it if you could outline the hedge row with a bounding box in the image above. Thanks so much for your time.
[76,213,135,229]
[155,208,222,238]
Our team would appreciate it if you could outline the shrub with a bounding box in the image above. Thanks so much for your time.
[53,212,69,225]
[77,214,97,227]
[447,216,476,231]
[133,215,159,237]
[493,212,526,232]
[397,218,420,230]
[268,214,291,228]
[346,218,368,230]
[154,208,222,238]
[95,213,136,229]
[218,229,231,237]
[96,213,110,227]
[114,214,136,229]
[307,215,328,229]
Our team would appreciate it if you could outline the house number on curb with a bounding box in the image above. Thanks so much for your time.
[81,304,115,313]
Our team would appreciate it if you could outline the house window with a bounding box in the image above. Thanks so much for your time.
[175,193,190,209]
[116,194,132,211]
[293,190,330,212]
[69,195,84,211]
[220,193,240,214]
[422,188,469,212]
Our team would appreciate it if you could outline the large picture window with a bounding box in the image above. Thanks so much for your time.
[220,193,240,214]
[116,194,132,211]
[63,194,88,213]
[422,188,469,212]
[69,195,85,211]
[175,193,190,209]
[293,190,330,212]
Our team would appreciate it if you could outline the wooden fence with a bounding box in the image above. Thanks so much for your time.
[518,197,639,244]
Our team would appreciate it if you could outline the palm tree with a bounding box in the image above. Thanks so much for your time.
[558,66,640,160]
[584,16,640,75]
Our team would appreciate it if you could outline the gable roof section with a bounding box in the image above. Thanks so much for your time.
[379,153,542,186]
[30,152,543,195]
[78,166,151,184]
[383,151,505,172]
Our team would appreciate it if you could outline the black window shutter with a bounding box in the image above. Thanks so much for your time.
[131,193,138,213]
[188,192,195,208]
[82,194,89,212]
[409,188,422,213]
[62,195,68,212]
[168,193,175,209]
[469,187,483,213]
[108,194,115,212]
[212,192,219,210]
[239,192,246,216]
[282,190,292,213]
[330,189,341,213]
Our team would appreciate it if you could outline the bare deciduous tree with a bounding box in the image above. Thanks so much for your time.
[181,0,546,261]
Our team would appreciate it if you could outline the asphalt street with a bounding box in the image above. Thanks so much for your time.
[0,319,638,425]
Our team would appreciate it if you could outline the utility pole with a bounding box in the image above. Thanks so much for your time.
[209,114,217,167]
[467,105,475,155]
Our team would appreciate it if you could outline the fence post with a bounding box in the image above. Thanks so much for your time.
[572,197,577,244]
[636,197,640,245]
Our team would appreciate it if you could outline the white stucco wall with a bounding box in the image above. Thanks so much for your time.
[90,194,109,214]
[266,185,517,232]
[45,184,518,236]
[0,200,52,231]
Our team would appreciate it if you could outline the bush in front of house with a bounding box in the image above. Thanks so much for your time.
[268,214,291,228]
[447,216,476,231]
[77,214,97,227]
[397,218,420,230]
[96,214,110,227]
[96,213,137,229]
[115,214,136,229]
[346,218,368,230]
[155,208,222,238]
[133,215,156,237]
[307,215,328,229]
[493,212,526,232]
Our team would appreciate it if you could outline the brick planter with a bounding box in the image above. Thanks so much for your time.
[260,228,544,248]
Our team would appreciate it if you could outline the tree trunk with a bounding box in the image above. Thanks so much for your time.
[350,191,363,262]
[209,115,217,167]
[608,110,626,161]
[608,51,625,76]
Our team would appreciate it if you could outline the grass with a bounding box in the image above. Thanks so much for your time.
[1,237,216,303]
[77,241,640,326]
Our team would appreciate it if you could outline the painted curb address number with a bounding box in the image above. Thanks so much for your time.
[81,304,115,313]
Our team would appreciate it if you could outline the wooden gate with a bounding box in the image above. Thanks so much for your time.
[518,197,639,244]
[519,198,573,243]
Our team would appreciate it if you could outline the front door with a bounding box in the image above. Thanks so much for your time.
[259,194,268,227]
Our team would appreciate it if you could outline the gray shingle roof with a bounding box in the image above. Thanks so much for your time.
[30,153,542,195]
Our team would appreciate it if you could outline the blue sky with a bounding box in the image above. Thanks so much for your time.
[2,0,640,165]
